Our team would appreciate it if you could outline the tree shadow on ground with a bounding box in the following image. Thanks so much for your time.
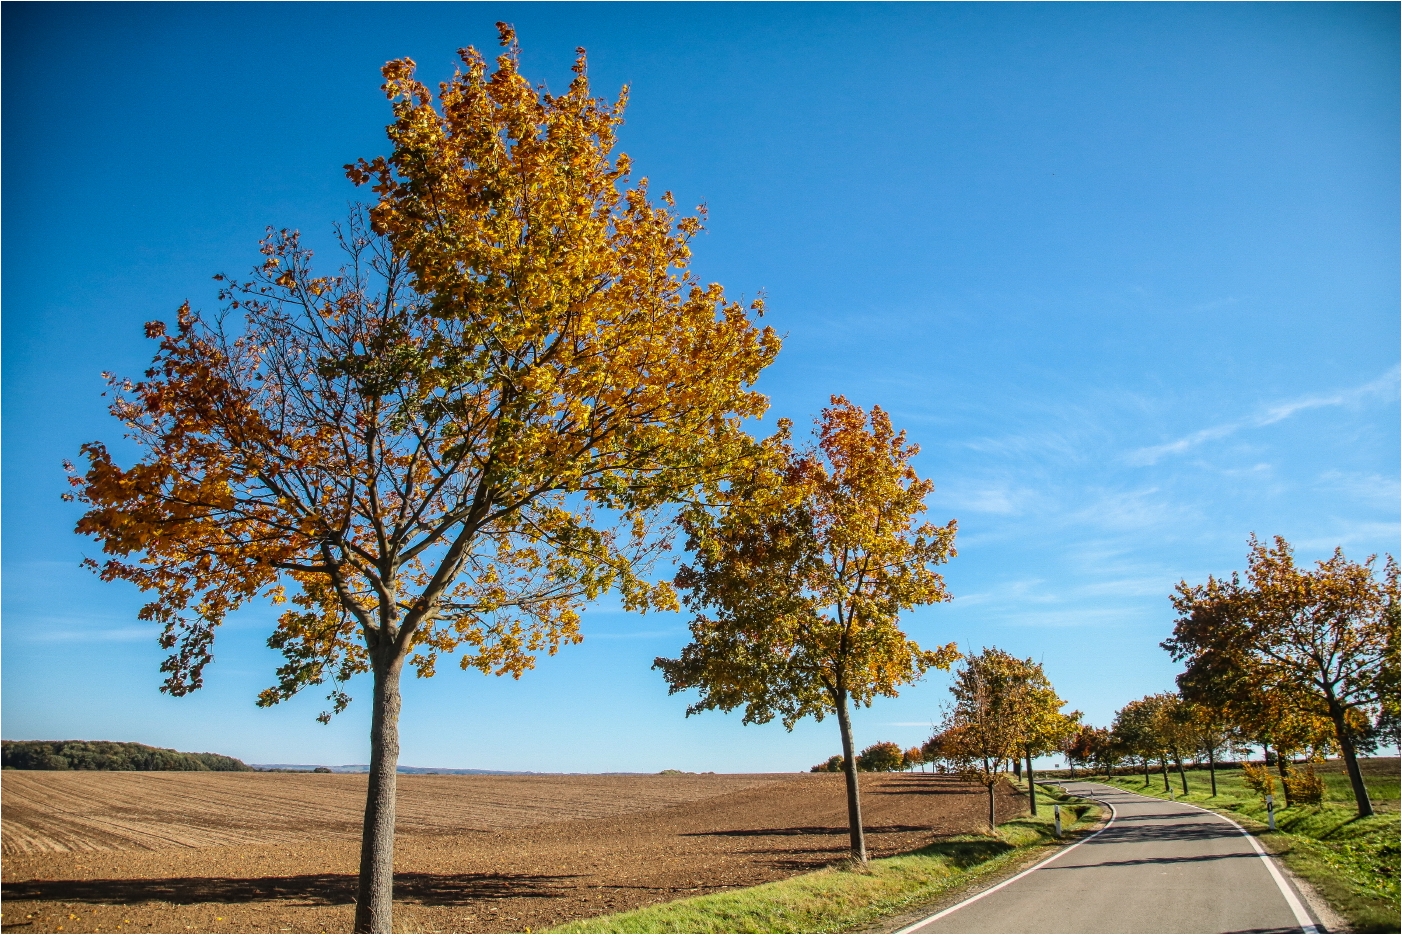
[903,837,1015,871]
[868,778,979,797]
[0,871,582,907]
[682,824,931,838]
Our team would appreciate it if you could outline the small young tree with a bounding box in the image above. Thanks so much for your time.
[904,746,925,772]
[1154,694,1196,796]
[1112,697,1165,788]
[940,648,1029,831]
[1086,726,1121,780]
[1064,724,1098,778]
[68,29,778,933]
[1180,702,1236,797]
[1011,659,1078,815]
[922,731,953,773]
[655,398,959,862]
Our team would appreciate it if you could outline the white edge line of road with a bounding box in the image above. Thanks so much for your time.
[1167,795,1320,934]
[894,784,1117,934]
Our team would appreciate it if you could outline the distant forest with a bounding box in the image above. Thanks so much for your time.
[1,740,251,772]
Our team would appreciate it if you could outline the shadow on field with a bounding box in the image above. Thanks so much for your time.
[0,871,582,907]
[869,777,980,796]
[683,824,930,838]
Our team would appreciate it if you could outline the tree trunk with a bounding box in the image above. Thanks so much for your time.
[1275,746,1291,808]
[1160,757,1170,792]
[1326,701,1374,818]
[1142,756,1150,785]
[1208,748,1217,797]
[1175,755,1188,795]
[1025,745,1038,816]
[834,692,867,862]
[987,779,996,831]
[354,652,404,933]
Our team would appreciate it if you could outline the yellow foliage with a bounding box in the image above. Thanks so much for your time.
[655,397,959,730]
[1283,765,1326,806]
[69,27,779,723]
[1241,761,1277,802]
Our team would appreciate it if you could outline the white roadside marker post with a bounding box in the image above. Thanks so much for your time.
[1053,803,1062,838]
[1265,794,1276,831]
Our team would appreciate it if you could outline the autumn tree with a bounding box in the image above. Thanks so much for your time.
[1152,693,1196,796]
[68,29,778,934]
[1064,724,1098,778]
[857,741,906,772]
[1166,535,1398,817]
[1179,702,1238,797]
[922,731,953,772]
[1010,658,1078,815]
[938,647,1031,830]
[1085,726,1121,780]
[655,398,959,862]
[1112,696,1165,788]
[904,746,925,772]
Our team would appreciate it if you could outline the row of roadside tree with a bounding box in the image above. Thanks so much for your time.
[915,537,1396,825]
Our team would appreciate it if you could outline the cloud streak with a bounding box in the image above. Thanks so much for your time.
[1127,367,1400,466]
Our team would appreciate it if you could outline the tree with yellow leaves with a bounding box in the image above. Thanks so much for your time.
[937,647,1071,828]
[655,398,959,862]
[1166,535,1397,818]
[68,27,778,933]
[1010,657,1079,815]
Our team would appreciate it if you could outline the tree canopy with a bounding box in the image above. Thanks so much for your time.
[1166,535,1398,817]
[69,26,778,933]
[655,397,958,860]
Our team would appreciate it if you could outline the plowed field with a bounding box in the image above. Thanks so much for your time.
[1,770,1026,933]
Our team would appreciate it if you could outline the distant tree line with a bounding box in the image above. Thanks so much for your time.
[811,741,927,774]
[1,740,251,772]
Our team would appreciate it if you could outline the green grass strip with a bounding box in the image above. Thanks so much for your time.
[1101,765,1400,933]
[549,788,1100,934]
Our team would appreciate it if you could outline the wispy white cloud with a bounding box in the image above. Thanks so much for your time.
[1071,487,1185,531]
[1293,520,1402,555]
[1126,366,1399,467]
[938,480,1039,516]
[1314,471,1400,509]
[19,623,156,643]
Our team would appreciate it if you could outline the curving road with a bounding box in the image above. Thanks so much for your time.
[901,781,1321,934]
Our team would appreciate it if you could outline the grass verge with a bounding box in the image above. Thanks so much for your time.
[548,787,1100,934]
[1101,758,1399,933]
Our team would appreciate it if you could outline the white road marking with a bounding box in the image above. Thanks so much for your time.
[895,788,1118,934]
[1167,796,1320,934]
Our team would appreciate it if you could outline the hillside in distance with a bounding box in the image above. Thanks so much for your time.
[1,740,250,772]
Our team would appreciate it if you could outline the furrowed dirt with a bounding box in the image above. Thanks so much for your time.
[2,771,1026,933]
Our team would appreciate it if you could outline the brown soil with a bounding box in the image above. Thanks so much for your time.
[1,770,1025,934]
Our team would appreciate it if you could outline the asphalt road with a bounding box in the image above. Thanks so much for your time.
[902,781,1320,934]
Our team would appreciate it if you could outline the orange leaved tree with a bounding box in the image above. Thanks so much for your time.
[67,27,778,933]
[654,398,959,862]
[1166,536,1398,818]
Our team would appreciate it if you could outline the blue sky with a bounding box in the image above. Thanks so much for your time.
[3,2,1397,772]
